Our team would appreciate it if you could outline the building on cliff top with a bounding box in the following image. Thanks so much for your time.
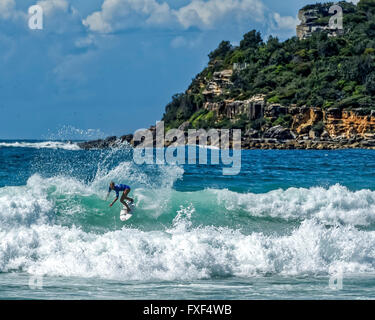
[296,8,344,40]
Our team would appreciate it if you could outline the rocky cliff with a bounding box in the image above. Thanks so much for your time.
[161,60,375,149]
[78,99,375,151]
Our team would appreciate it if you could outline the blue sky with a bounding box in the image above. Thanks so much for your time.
[0,0,358,139]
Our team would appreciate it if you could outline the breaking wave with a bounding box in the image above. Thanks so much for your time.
[0,141,80,150]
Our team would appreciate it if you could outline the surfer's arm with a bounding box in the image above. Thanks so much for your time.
[109,197,118,207]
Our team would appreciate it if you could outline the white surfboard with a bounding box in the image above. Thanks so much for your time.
[119,202,134,221]
[120,209,132,221]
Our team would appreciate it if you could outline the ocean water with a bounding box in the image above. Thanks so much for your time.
[1,140,375,300]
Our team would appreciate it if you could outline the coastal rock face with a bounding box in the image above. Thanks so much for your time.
[245,128,260,138]
[204,95,266,121]
[78,105,375,150]
[264,126,295,140]
[325,109,375,138]
[78,136,118,150]
[292,108,323,135]
[197,64,374,144]
[264,104,288,118]
[202,69,233,98]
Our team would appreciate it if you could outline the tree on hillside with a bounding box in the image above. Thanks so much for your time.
[208,41,232,61]
[240,30,263,50]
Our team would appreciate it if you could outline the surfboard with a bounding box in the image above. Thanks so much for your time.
[119,202,134,221]
[120,209,132,221]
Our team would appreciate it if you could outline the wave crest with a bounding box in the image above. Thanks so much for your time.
[0,141,80,150]
[215,184,375,226]
[1,217,375,280]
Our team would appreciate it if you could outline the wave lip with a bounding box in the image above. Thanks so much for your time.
[0,141,80,150]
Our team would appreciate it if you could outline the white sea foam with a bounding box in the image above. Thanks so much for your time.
[0,175,90,228]
[0,215,375,280]
[213,184,375,226]
[0,141,80,150]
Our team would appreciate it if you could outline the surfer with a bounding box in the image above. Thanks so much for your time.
[107,182,134,212]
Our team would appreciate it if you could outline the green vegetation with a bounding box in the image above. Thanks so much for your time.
[162,0,375,129]
[312,121,325,135]
[272,115,293,128]
[189,110,216,129]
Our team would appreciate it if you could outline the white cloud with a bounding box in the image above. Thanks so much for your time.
[83,0,266,33]
[0,0,26,22]
[36,0,70,16]
[83,11,111,33]
[272,13,299,31]
[0,0,16,20]
[174,0,265,29]
[83,0,174,33]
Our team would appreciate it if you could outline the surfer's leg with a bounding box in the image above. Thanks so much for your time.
[123,188,134,203]
[120,192,131,211]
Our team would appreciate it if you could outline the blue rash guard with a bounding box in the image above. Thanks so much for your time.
[108,184,130,197]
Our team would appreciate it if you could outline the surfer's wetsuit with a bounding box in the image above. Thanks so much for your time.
[108,184,130,197]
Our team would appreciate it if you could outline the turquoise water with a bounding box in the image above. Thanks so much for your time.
[1,140,375,299]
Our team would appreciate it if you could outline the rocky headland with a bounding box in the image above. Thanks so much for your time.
[79,1,375,150]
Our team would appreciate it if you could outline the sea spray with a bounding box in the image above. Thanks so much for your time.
[1,217,375,280]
